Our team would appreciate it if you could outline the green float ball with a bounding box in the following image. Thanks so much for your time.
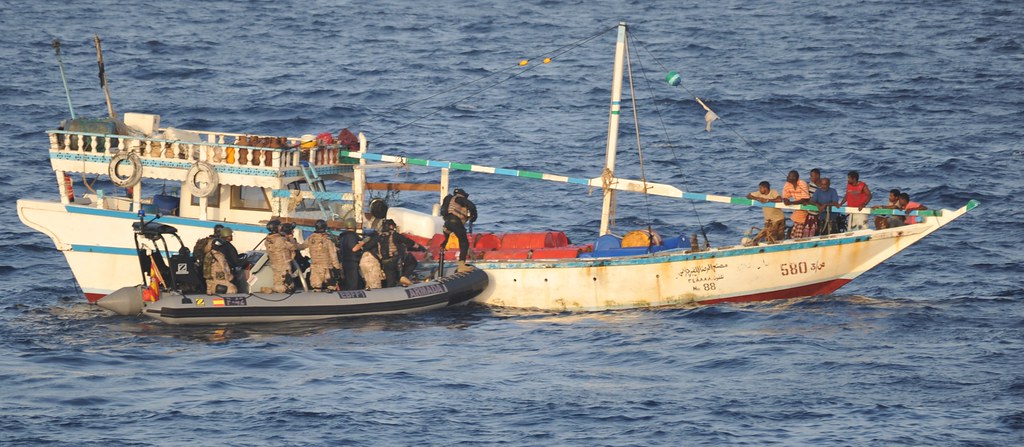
[666,71,681,86]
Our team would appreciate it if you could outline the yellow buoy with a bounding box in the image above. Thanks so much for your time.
[621,229,663,248]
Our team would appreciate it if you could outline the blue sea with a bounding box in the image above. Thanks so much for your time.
[2,1,1022,445]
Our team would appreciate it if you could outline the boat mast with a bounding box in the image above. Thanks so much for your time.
[600,22,627,236]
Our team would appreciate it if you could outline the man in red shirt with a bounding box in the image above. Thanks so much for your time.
[840,170,873,231]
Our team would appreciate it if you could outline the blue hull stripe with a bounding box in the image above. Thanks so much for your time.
[65,205,268,233]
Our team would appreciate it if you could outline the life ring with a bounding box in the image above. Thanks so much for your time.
[108,151,143,188]
[185,162,219,198]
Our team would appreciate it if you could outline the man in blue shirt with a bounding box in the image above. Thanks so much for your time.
[809,177,842,235]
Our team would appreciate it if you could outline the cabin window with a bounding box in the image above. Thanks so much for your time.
[286,181,317,211]
[230,186,271,211]
[189,187,221,208]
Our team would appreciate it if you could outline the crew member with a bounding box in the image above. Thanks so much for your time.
[204,238,238,294]
[307,219,342,291]
[264,219,298,293]
[440,188,477,272]
[216,227,244,271]
[336,218,363,290]
[355,219,419,288]
[192,224,224,271]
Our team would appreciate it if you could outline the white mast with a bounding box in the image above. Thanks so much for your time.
[599,22,627,236]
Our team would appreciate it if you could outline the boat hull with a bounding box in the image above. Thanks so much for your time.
[18,199,271,301]
[469,202,975,311]
[99,269,487,324]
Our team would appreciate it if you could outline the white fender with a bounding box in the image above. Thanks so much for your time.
[108,151,143,188]
[185,161,219,198]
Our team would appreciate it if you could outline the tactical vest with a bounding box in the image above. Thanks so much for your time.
[447,196,470,223]
[379,234,400,260]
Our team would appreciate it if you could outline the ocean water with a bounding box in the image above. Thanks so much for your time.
[2,1,1023,445]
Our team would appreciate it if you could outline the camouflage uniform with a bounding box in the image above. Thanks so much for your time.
[265,233,298,293]
[306,232,341,289]
[204,249,237,294]
[359,251,385,289]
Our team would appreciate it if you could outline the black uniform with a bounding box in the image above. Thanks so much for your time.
[364,231,418,288]
[440,192,477,262]
[337,229,363,290]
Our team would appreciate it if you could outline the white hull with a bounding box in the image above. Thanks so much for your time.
[18,198,273,301]
[469,203,974,312]
[20,197,975,310]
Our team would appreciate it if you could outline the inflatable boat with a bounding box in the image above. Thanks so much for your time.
[93,216,487,324]
[97,268,488,325]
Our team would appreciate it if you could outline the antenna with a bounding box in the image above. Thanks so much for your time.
[51,39,76,119]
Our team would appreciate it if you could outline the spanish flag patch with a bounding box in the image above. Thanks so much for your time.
[213,298,225,307]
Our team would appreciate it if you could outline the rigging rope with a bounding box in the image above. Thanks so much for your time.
[633,34,774,174]
[625,28,714,248]
[624,36,653,236]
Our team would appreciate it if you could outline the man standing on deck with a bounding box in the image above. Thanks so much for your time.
[807,168,824,235]
[746,181,785,243]
[840,170,873,231]
[440,188,477,272]
[782,170,812,238]
[809,177,842,235]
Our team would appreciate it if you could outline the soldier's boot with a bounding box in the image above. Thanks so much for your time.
[456,260,474,273]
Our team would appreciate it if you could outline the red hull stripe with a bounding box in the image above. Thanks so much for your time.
[701,279,851,305]
[85,292,105,303]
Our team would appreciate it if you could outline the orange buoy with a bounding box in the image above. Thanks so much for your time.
[621,229,663,248]
[501,232,555,249]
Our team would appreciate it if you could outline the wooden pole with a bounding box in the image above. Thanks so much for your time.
[94,34,117,120]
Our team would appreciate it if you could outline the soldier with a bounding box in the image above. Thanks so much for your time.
[307,220,342,291]
[204,238,238,294]
[263,219,298,293]
[356,219,419,288]
[216,227,244,271]
[440,188,477,272]
[192,224,224,272]
[337,218,364,290]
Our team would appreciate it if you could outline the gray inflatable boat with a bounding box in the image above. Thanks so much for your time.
[98,268,488,325]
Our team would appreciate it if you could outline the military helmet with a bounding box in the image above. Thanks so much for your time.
[343,218,358,229]
[218,227,233,238]
[314,219,328,233]
[281,222,296,233]
[266,219,281,233]
[453,188,468,198]
[213,224,225,235]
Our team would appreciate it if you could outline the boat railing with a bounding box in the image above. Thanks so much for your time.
[47,129,356,173]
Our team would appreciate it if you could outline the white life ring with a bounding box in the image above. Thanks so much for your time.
[108,151,143,188]
[185,162,219,198]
